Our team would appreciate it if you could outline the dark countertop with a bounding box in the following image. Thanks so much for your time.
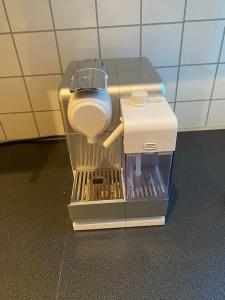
[0,130,225,300]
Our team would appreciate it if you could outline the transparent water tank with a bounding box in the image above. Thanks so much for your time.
[125,152,173,200]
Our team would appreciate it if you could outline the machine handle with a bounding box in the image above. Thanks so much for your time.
[103,121,124,148]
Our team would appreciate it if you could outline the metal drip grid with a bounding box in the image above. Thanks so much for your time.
[73,168,123,202]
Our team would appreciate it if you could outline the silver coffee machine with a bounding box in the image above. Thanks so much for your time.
[59,57,177,231]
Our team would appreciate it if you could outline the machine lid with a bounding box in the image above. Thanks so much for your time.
[120,95,177,153]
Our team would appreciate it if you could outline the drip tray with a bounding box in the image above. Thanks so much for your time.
[73,168,123,202]
[69,168,125,222]
[68,168,168,222]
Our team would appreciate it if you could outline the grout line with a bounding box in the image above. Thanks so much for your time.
[1,97,225,116]
[95,0,102,59]
[0,62,223,80]
[185,17,225,23]
[180,62,220,67]
[174,0,187,111]
[6,29,55,34]
[97,23,140,29]
[143,21,183,26]
[156,65,179,68]
[0,32,12,35]
[56,26,97,32]
[156,62,220,68]
[0,73,62,79]
[139,0,142,57]
[35,109,60,113]
[176,99,211,104]
[2,0,40,137]
[0,17,224,36]
[155,62,222,69]
[57,24,141,31]
[0,27,101,34]
[205,27,225,126]
[48,0,64,74]
[208,97,225,101]
[25,72,63,77]
[0,109,61,115]
[55,232,68,300]
[0,30,53,35]
[0,24,179,35]
[0,111,33,115]
[0,121,7,141]
[167,98,225,103]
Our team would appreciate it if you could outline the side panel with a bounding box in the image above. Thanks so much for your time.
[68,201,125,221]
[125,198,168,218]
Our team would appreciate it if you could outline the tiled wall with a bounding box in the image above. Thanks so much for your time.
[0,0,225,142]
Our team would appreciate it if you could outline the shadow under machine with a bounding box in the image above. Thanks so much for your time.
[59,57,177,231]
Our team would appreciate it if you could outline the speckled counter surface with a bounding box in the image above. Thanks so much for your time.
[0,131,225,300]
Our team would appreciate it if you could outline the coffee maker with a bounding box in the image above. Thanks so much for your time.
[59,57,177,231]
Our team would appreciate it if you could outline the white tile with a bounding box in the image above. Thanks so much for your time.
[0,123,6,141]
[0,35,21,76]
[0,78,31,113]
[35,111,64,136]
[57,29,99,71]
[186,0,225,20]
[177,65,216,101]
[51,0,96,29]
[0,113,38,140]
[0,0,9,32]
[14,32,60,75]
[142,0,185,23]
[100,27,139,59]
[207,100,225,127]
[5,0,52,31]
[156,67,178,102]
[175,101,209,129]
[97,0,140,26]
[169,102,175,111]
[181,21,225,64]
[213,64,225,99]
[25,75,61,111]
[142,24,182,67]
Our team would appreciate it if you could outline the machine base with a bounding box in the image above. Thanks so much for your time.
[73,216,165,231]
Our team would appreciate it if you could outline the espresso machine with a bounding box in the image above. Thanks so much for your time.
[59,57,177,231]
